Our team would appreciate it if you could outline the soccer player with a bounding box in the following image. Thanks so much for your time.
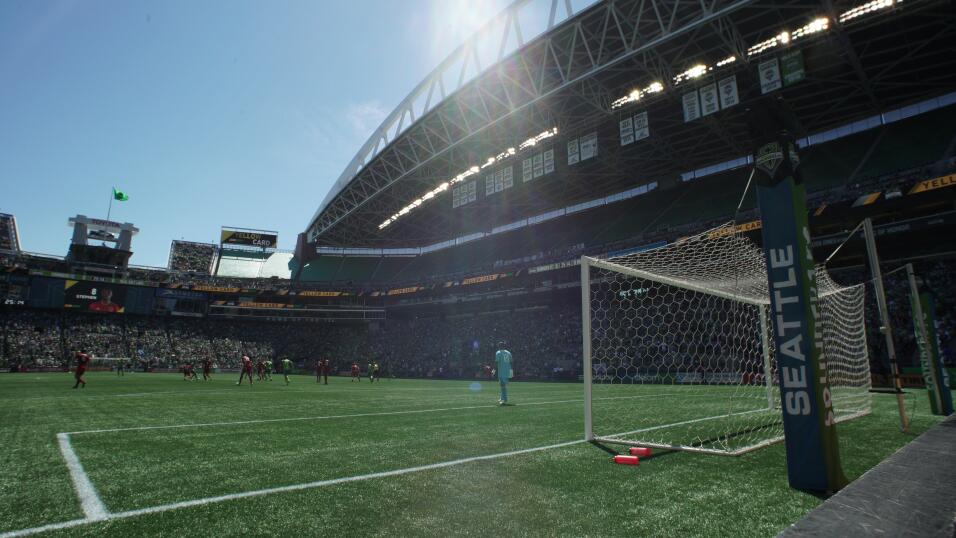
[72,350,90,389]
[351,362,360,382]
[372,362,380,383]
[256,359,265,381]
[367,362,374,382]
[87,287,121,313]
[116,361,124,376]
[202,358,213,381]
[495,342,513,405]
[315,359,322,383]
[322,358,330,385]
[263,359,273,381]
[282,357,294,385]
[190,361,201,381]
[237,354,254,386]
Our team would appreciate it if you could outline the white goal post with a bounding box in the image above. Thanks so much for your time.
[581,224,871,456]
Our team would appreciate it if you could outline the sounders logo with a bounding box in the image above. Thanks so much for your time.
[755,142,783,177]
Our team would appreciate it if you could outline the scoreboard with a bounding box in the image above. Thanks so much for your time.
[220,227,278,248]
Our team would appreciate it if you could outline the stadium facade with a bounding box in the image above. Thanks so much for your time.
[2,0,955,382]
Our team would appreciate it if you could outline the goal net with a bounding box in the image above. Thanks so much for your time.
[582,224,871,455]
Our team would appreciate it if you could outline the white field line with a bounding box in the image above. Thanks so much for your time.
[66,392,687,435]
[0,438,585,538]
[5,407,746,538]
[0,518,91,538]
[55,433,109,521]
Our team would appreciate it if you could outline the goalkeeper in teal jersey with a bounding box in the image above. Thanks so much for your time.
[282,358,294,385]
[495,342,513,405]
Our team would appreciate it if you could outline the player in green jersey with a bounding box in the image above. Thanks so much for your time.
[282,358,294,385]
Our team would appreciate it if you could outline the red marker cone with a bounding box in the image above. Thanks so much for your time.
[613,455,639,466]
[629,447,652,457]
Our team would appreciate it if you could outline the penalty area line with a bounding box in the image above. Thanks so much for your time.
[0,439,586,538]
[56,433,109,520]
[4,412,725,538]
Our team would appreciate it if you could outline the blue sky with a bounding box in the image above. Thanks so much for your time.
[0,0,514,267]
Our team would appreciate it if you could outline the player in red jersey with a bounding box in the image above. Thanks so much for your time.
[237,355,254,386]
[202,358,213,381]
[256,359,265,381]
[87,288,122,313]
[351,362,360,382]
[73,350,90,389]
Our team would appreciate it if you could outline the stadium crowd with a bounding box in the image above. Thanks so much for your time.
[2,258,953,379]
[167,241,218,274]
[0,304,583,379]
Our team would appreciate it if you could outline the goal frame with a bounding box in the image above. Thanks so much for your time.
[582,254,871,456]
[581,255,779,456]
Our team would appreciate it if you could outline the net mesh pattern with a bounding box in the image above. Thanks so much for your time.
[586,224,871,454]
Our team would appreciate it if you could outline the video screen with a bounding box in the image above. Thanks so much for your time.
[64,280,126,313]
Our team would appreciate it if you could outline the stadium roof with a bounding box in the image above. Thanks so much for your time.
[306,0,956,248]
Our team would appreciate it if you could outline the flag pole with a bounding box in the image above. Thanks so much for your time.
[107,187,114,223]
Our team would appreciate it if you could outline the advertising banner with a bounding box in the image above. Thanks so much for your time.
[220,229,278,248]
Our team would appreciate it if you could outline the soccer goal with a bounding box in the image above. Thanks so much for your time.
[581,224,871,455]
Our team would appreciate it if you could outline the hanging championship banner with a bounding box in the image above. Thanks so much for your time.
[567,139,580,165]
[580,132,598,161]
[620,116,635,146]
[718,75,739,109]
[543,149,555,174]
[682,91,701,122]
[759,58,782,94]
[750,99,847,493]
[522,158,533,182]
[634,111,649,141]
[911,291,954,415]
[781,50,806,86]
[533,152,544,177]
[699,83,719,116]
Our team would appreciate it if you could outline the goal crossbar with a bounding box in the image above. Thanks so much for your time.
[584,256,768,307]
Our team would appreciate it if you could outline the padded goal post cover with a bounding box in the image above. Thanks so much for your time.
[753,134,848,494]
[912,292,954,416]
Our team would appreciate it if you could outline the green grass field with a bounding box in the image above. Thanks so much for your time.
[0,372,944,537]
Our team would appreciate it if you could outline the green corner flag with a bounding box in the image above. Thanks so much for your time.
[112,188,129,201]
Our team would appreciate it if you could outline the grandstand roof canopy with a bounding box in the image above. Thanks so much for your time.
[306,0,955,248]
